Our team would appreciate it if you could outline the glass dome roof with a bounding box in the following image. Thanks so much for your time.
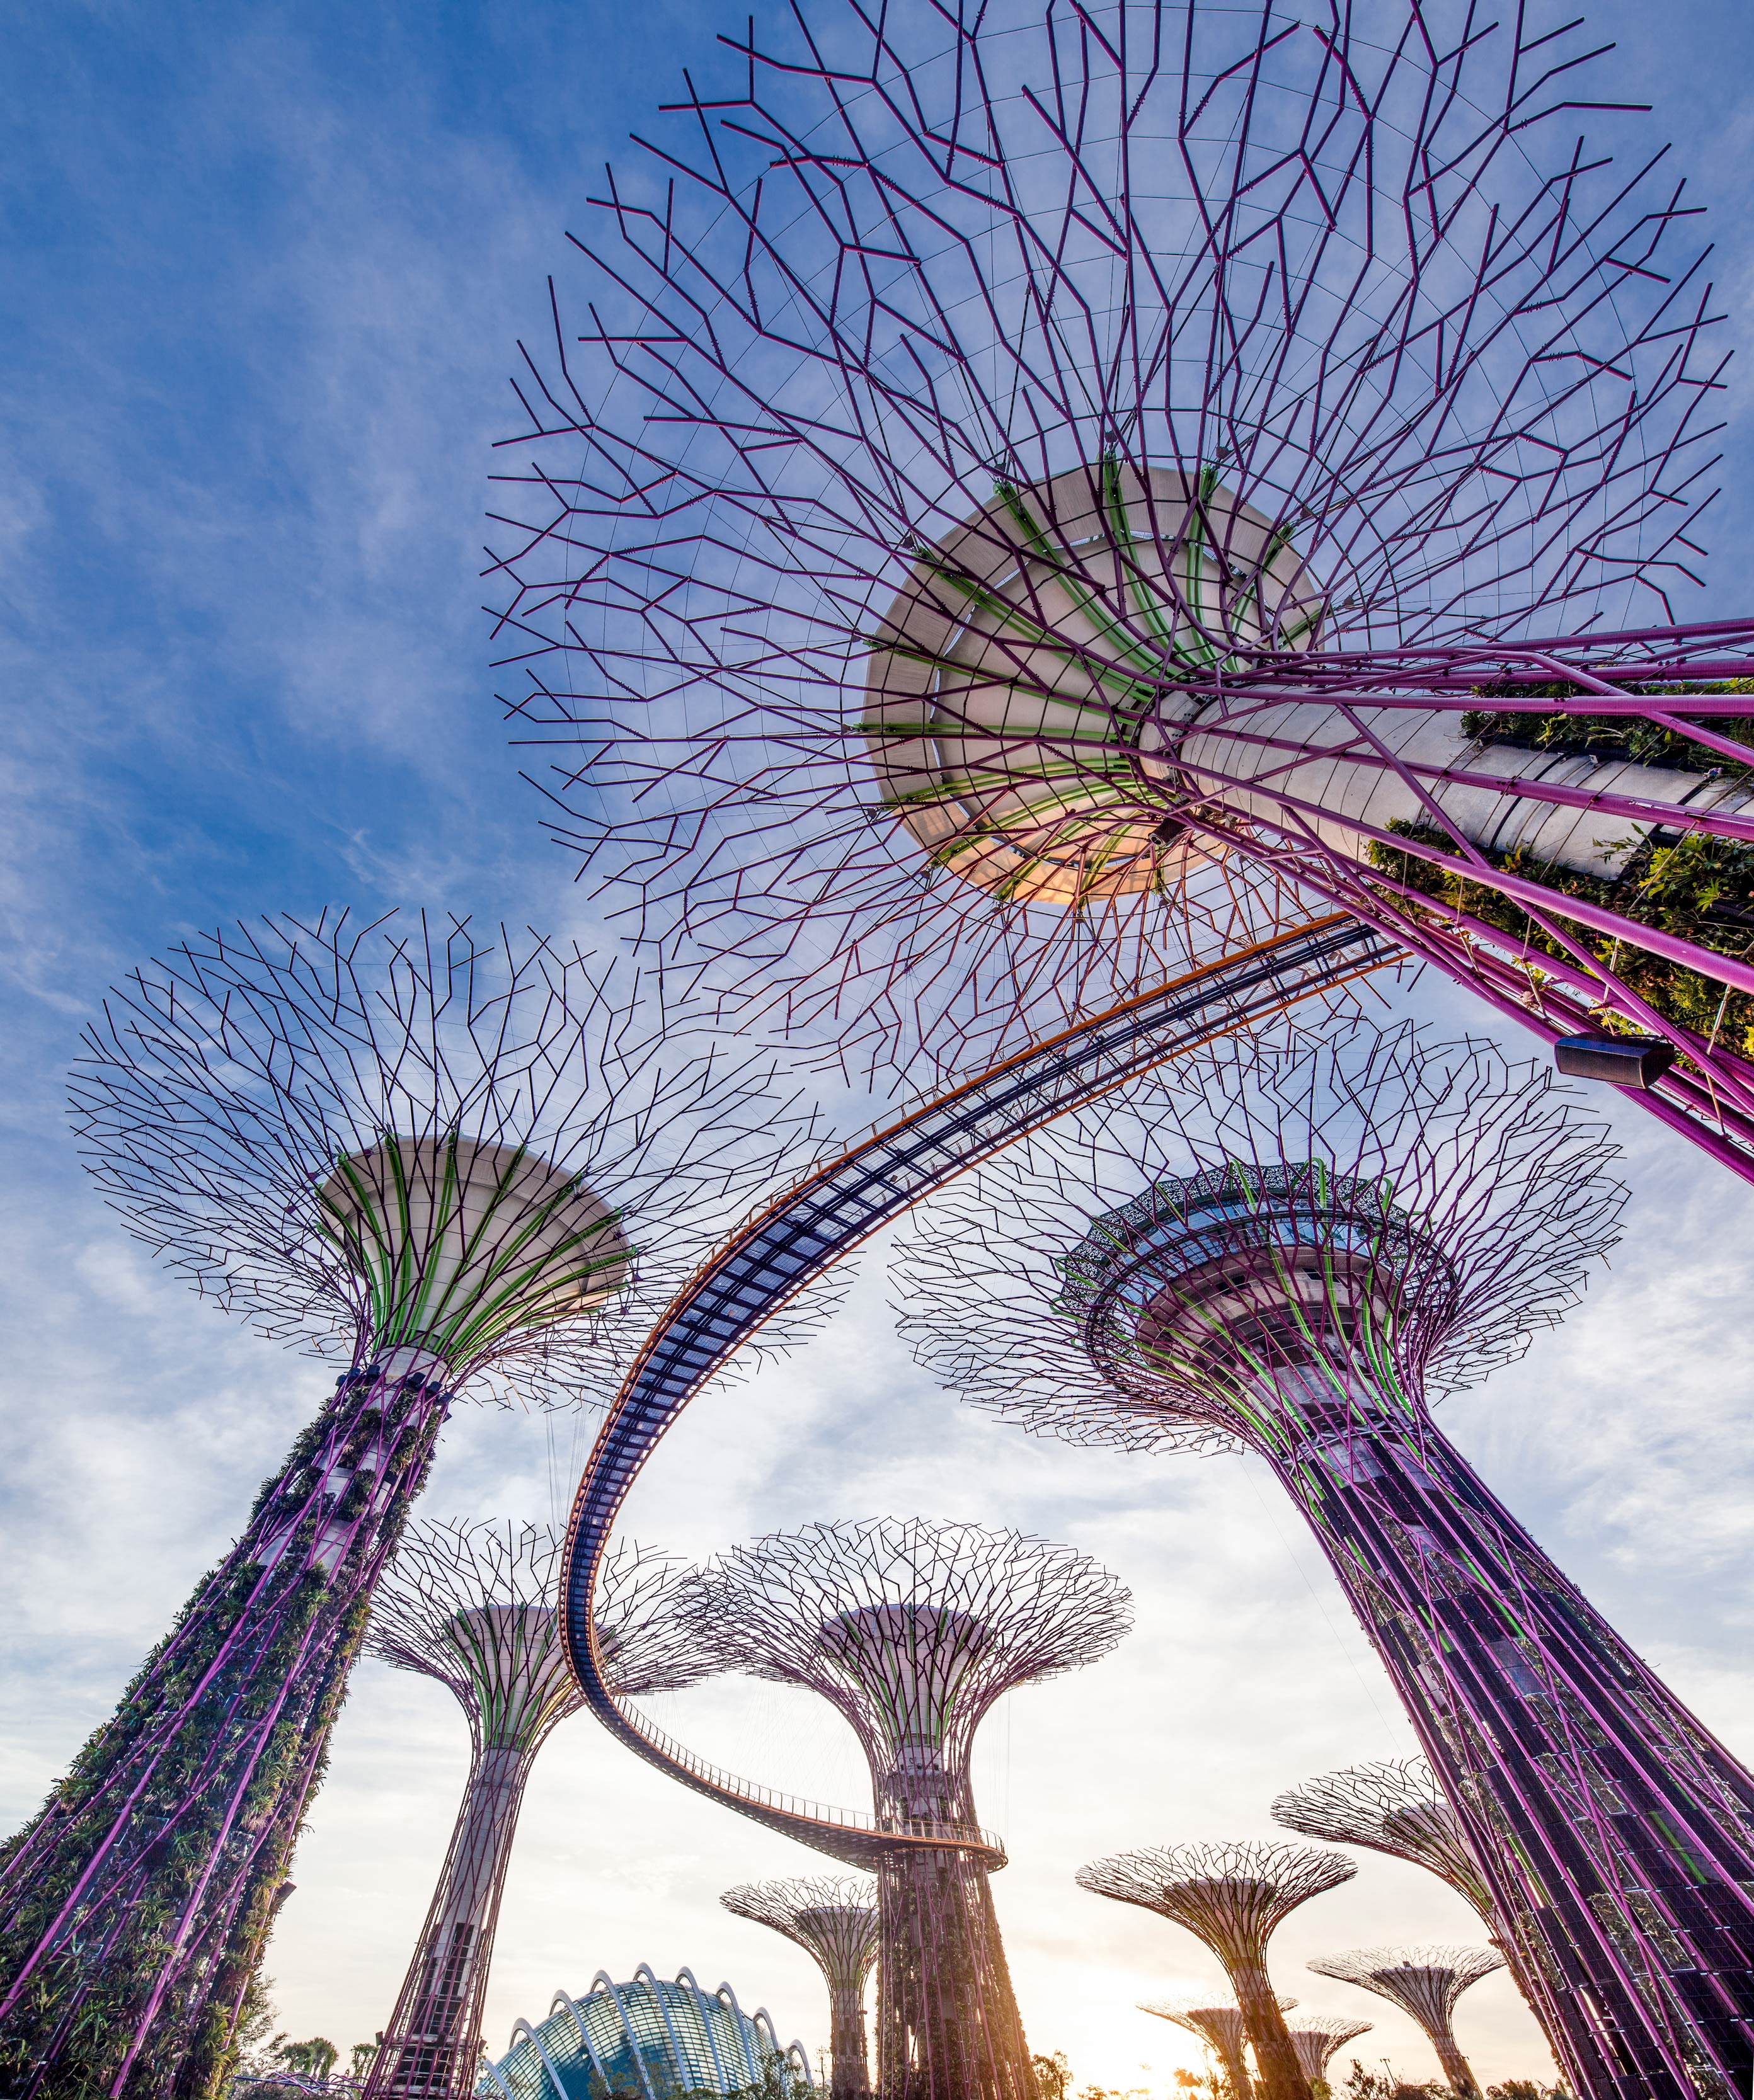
[481,1966,813,2100]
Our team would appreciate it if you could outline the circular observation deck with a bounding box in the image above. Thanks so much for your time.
[1055,1159,1456,1393]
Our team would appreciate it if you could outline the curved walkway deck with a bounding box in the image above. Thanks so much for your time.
[559,917,1396,1867]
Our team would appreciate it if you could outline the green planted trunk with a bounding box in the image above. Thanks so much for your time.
[1367,821,1754,1058]
[0,1364,450,2100]
[1459,680,1754,775]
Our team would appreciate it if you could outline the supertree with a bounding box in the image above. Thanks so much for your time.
[679,1519,1130,2100]
[1282,2014,1373,2093]
[1308,1947,1504,2097]
[1079,1843,1355,2100]
[0,911,813,2100]
[1141,1992,1298,2100]
[722,1876,879,2100]
[362,1522,714,2100]
[488,0,1754,1172]
[1272,1763,1540,2029]
[894,1021,1754,2100]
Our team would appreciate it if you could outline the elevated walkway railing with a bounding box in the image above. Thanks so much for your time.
[622,1704,1007,1863]
[561,917,1397,1864]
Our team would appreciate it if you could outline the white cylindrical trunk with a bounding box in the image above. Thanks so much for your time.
[1169,702,1750,878]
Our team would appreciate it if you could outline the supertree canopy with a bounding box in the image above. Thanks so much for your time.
[1307,1946,1504,2098]
[722,1876,879,2100]
[362,1522,714,2100]
[895,1021,1754,2100]
[1271,1762,1495,1925]
[680,1519,1130,2100]
[490,0,1754,1172]
[1282,2013,1372,2091]
[1079,1842,1355,2100]
[1141,1991,1297,2100]
[1273,1761,1542,2034]
[0,911,813,2100]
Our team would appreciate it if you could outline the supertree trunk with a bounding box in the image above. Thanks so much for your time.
[1256,1372,1754,2100]
[1307,1951,1499,2100]
[365,1740,532,2099]
[1080,1845,1341,2100]
[826,1980,870,2100]
[679,1521,1126,2100]
[875,1849,1031,2100]
[1427,2026,1477,2097]
[1197,2023,1252,2100]
[30,911,801,2100]
[1225,1968,1305,2100]
[1144,2003,1284,2100]
[897,1032,1751,2100]
[367,1527,715,2100]
[173,1730,330,2100]
[0,1355,450,2100]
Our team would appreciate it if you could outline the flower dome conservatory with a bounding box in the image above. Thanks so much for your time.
[480,1966,814,2100]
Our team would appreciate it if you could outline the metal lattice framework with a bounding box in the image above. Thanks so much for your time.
[1272,1764,1496,1925]
[489,0,1754,1176]
[682,1521,1128,2100]
[556,932,1389,1869]
[1273,1762,1544,2050]
[363,1523,713,2100]
[723,1878,879,2099]
[1308,1946,1503,2098]
[1141,1992,1297,2100]
[1080,1843,1355,2100]
[479,1965,815,2100]
[1283,2014,1373,2089]
[895,1022,1754,2100]
[0,912,813,2100]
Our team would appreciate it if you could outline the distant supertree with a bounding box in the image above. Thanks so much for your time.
[1273,1764,1539,2034]
[1271,1765,1494,1926]
[1079,1842,1355,2100]
[681,1520,1130,2100]
[1309,1948,1505,2099]
[362,1522,714,2100]
[488,0,1754,1175]
[1141,1992,1297,2100]
[897,1023,1754,2100]
[722,1877,878,2100]
[0,912,811,2100]
[1283,2015,1372,2092]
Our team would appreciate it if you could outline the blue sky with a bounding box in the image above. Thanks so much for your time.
[6,0,1754,2090]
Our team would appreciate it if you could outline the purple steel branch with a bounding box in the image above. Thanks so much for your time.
[364,1524,713,2100]
[1079,1843,1355,2100]
[488,0,1754,1180]
[680,1519,1130,2100]
[895,1024,1754,2100]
